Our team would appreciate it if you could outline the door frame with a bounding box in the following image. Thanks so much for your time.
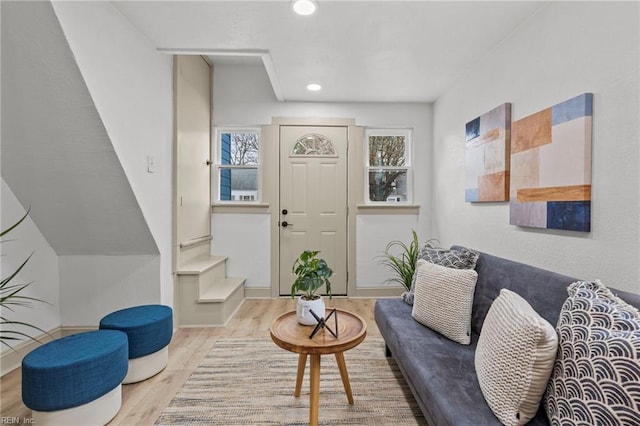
[278,125,349,296]
[264,117,361,298]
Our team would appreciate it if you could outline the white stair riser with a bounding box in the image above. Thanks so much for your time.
[177,281,244,326]
[176,254,245,326]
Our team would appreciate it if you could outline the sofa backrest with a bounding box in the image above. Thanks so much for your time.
[451,245,640,336]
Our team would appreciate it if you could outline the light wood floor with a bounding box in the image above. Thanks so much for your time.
[0,298,381,425]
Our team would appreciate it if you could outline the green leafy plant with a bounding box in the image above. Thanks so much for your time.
[378,230,421,291]
[291,250,333,300]
[1,209,48,349]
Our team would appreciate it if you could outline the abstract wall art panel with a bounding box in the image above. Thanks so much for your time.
[465,103,511,202]
[509,93,593,232]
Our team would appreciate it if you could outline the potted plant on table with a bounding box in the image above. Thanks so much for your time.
[291,250,332,325]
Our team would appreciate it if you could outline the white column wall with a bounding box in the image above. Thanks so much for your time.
[432,2,640,292]
[58,255,161,326]
[52,2,174,308]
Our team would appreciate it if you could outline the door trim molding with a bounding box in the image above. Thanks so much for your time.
[265,117,361,298]
[346,125,363,297]
[271,117,355,126]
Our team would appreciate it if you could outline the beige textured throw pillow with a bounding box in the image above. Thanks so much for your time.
[411,259,478,345]
[475,289,558,426]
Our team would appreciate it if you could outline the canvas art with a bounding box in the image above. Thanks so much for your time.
[509,93,593,231]
[465,103,511,202]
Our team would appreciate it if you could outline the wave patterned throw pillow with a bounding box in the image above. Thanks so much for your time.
[402,242,479,305]
[419,242,480,269]
[544,280,640,426]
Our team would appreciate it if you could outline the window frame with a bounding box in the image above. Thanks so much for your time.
[364,127,413,205]
[213,127,262,204]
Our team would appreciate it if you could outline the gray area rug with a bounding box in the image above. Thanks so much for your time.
[155,337,426,425]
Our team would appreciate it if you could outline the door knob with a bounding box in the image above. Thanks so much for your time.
[281,221,292,228]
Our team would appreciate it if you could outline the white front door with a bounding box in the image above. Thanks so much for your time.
[279,126,348,296]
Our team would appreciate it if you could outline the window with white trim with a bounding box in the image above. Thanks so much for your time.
[365,128,412,203]
[215,128,261,202]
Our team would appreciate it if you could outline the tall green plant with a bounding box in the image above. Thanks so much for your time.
[378,230,420,290]
[1,209,48,349]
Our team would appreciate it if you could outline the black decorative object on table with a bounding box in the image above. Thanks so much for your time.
[308,308,338,339]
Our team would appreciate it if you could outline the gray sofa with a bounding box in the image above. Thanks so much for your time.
[374,246,640,425]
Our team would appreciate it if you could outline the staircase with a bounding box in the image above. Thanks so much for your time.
[176,246,246,326]
[173,55,246,326]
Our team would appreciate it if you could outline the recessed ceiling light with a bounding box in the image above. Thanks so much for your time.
[292,0,318,16]
[306,83,322,91]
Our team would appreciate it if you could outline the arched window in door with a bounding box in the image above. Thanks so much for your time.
[291,133,336,157]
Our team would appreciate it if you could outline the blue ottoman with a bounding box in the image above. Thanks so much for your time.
[22,330,128,425]
[99,304,173,384]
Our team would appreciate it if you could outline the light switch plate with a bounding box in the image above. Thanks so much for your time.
[147,155,155,173]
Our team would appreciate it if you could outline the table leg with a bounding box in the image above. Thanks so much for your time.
[335,351,354,404]
[310,354,321,426]
[295,353,307,397]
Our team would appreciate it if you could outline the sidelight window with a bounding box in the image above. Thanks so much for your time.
[215,128,261,202]
[364,128,413,203]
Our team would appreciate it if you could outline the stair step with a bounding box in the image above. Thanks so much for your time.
[176,255,227,275]
[197,277,246,303]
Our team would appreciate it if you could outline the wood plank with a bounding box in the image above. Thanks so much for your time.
[517,184,591,202]
[477,171,509,202]
[512,108,552,154]
[270,309,367,355]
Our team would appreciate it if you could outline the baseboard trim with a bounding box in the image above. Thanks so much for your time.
[1,327,62,377]
[60,326,97,337]
[253,287,403,299]
[244,288,271,298]
[351,286,405,298]
[1,326,98,377]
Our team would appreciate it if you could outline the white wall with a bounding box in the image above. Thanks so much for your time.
[212,214,270,288]
[52,2,175,305]
[432,2,640,293]
[1,180,60,354]
[213,64,432,289]
[2,0,157,257]
[59,255,160,326]
[356,214,419,287]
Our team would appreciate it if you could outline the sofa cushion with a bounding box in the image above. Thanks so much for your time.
[376,298,494,425]
[411,259,478,345]
[545,280,640,425]
[403,242,479,305]
[451,246,578,337]
[476,289,558,426]
[375,298,551,425]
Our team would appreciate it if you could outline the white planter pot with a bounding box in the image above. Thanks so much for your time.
[296,296,325,325]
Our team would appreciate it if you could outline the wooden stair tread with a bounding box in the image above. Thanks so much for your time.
[176,255,227,275]
[198,277,246,303]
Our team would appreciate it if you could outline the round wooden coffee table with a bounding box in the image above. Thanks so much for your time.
[270,308,367,426]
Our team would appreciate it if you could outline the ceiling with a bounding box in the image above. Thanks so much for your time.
[113,1,546,103]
